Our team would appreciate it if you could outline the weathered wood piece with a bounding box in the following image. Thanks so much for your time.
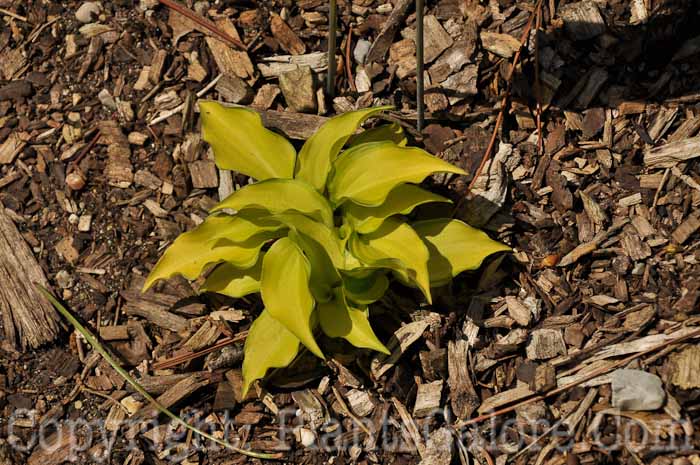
[0,208,61,349]
[413,380,443,417]
[447,339,479,419]
[644,136,700,167]
[365,0,413,63]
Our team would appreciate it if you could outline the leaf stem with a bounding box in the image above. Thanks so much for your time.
[37,286,280,460]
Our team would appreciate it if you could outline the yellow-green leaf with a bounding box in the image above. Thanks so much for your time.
[207,211,285,246]
[342,271,389,305]
[288,230,340,303]
[242,309,300,397]
[343,184,451,234]
[200,258,262,298]
[328,141,466,207]
[271,213,345,269]
[261,237,323,358]
[349,218,432,303]
[348,123,407,147]
[199,101,296,180]
[211,179,334,227]
[318,288,389,354]
[143,215,269,291]
[295,106,392,191]
[412,219,512,287]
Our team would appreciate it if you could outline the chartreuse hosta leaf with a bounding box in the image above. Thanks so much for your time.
[328,141,466,207]
[349,218,432,303]
[295,106,392,191]
[200,258,262,298]
[412,219,512,287]
[318,288,389,354]
[288,230,340,303]
[199,101,296,180]
[242,309,300,397]
[342,271,389,305]
[348,123,407,147]
[261,237,324,359]
[211,179,334,227]
[343,184,451,234]
[143,215,276,291]
[207,210,284,246]
[271,213,345,269]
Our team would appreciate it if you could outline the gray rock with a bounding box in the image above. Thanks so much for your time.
[611,369,666,411]
[353,39,371,64]
[76,2,102,23]
[278,65,317,113]
[98,88,117,110]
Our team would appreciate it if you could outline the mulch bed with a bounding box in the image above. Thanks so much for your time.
[1,0,700,464]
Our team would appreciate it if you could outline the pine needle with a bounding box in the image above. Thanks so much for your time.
[38,285,280,460]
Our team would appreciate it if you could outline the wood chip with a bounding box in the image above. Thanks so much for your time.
[413,380,443,417]
[644,136,700,167]
[669,346,700,389]
[0,209,61,349]
[270,14,306,55]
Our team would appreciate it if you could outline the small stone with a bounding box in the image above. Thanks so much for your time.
[98,88,117,110]
[354,39,371,64]
[611,369,665,411]
[298,427,315,447]
[66,171,86,190]
[76,2,103,23]
[78,214,92,232]
[74,400,83,410]
[278,66,317,113]
[55,270,73,289]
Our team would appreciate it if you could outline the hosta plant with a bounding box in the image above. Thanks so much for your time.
[143,102,510,395]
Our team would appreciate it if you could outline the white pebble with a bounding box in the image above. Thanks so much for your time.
[76,2,102,23]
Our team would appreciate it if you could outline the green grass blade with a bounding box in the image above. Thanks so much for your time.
[37,285,279,460]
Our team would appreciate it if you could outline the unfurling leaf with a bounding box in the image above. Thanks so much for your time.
[348,123,407,147]
[412,218,512,287]
[199,101,296,180]
[242,310,300,397]
[295,106,391,191]
[318,288,389,354]
[271,213,345,269]
[342,271,389,305]
[328,141,466,207]
[289,230,341,303]
[261,237,324,358]
[143,215,271,291]
[212,179,334,227]
[201,259,262,298]
[343,184,451,234]
[349,218,432,303]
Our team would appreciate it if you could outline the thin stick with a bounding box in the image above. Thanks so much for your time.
[415,0,425,132]
[454,326,700,428]
[0,7,28,22]
[327,0,337,97]
[157,0,246,51]
[453,0,543,214]
[153,332,248,370]
[38,286,279,460]
[534,5,543,155]
[345,25,356,92]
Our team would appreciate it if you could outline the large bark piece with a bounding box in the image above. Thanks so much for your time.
[0,208,61,349]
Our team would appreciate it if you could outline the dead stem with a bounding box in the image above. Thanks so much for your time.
[453,0,543,215]
[157,0,246,51]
